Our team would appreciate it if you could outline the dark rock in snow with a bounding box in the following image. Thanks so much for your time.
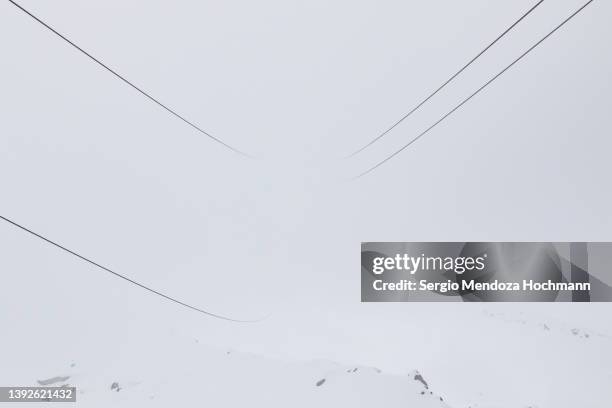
[413,372,429,389]
[111,382,122,392]
[315,379,326,387]
[37,376,70,386]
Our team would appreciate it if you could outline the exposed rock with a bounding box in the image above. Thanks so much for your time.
[37,376,70,386]
[413,371,429,389]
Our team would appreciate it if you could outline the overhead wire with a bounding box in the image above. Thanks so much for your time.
[346,0,545,158]
[354,0,595,180]
[7,0,252,158]
[0,214,261,323]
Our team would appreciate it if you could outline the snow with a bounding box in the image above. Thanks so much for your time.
[17,342,449,408]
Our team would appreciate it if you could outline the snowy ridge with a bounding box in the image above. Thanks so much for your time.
[31,341,449,408]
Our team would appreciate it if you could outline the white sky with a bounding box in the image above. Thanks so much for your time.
[1,1,611,407]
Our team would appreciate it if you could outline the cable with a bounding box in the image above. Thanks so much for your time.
[354,0,595,180]
[346,0,544,158]
[0,214,260,323]
[7,0,252,158]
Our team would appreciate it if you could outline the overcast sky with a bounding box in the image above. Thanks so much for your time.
[1,0,611,406]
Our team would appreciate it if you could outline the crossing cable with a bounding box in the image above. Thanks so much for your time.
[354,0,595,179]
[0,214,260,323]
[346,0,544,158]
[7,0,252,158]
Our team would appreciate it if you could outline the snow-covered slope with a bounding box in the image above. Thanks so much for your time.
[28,343,449,408]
